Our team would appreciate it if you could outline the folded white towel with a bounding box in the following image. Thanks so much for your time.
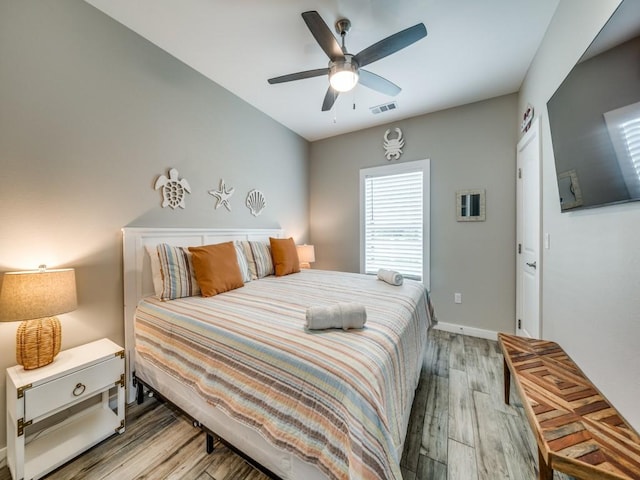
[305,303,367,331]
[377,269,403,286]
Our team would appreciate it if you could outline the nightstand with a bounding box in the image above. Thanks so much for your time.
[5,338,125,480]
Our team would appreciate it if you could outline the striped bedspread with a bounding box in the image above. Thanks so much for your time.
[135,269,434,479]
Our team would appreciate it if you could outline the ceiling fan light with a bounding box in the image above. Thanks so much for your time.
[330,69,359,92]
[329,56,359,92]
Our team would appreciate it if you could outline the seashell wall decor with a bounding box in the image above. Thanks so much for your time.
[154,168,191,209]
[246,189,266,216]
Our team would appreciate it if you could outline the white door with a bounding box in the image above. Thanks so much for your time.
[516,117,541,338]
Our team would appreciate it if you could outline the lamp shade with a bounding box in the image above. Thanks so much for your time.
[0,268,77,322]
[296,245,316,268]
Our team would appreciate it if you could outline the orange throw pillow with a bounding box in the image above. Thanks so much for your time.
[188,242,244,297]
[270,237,300,277]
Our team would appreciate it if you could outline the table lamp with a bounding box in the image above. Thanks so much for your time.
[296,245,316,269]
[0,266,77,369]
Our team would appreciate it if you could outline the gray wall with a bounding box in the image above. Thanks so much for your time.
[0,1,308,449]
[519,0,640,431]
[309,94,518,334]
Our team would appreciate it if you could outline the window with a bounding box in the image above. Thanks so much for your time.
[359,159,430,287]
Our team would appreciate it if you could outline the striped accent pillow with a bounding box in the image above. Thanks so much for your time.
[234,242,252,283]
[157,244,201,300]
[239,240,258,280]
[249,241,274,278]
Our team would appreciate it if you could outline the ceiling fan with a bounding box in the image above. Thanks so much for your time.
[267,11,427,112]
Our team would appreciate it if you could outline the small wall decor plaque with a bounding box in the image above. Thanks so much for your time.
[521,104,534,133]
[246,189,266,216]
[383,127,404,161]
[154,168,191,209]
[209,178,235,212]
[456,189,486,222]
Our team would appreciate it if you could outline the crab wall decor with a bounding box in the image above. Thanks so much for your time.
[383,128,404,161]
[154,168,191,209]
[246,189,266,217]
[209,178,235,212]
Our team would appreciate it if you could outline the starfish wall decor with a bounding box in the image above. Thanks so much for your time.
[209,179,235,211]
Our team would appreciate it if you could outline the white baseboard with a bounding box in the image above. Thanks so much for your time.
[434,322,498,341]
[0,446,6,469]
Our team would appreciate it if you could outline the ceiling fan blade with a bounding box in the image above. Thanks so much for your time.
[268,68,329,84]
[302,11,344,60]
[322,86,340,111]
[358,69,401,96]
[355,23,427,68]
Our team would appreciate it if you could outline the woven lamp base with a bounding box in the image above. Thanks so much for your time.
[16,317,62,370]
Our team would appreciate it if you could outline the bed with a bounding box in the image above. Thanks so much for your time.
[122,227,435,480]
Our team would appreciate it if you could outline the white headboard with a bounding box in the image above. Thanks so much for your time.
[121,227,283,402]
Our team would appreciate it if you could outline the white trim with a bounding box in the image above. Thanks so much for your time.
[121,227,284,404]
[434,322,500,341]
[359,159,430,289]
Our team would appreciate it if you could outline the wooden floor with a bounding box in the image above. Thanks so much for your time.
[0,330,575,479]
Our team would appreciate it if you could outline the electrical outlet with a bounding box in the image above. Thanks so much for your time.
[454,292,462,304]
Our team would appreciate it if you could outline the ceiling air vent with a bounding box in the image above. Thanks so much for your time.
[370,101,398,115]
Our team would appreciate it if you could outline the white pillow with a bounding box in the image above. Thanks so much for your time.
[145,245,163,298]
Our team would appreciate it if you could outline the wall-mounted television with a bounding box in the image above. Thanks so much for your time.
[547,0,640,212]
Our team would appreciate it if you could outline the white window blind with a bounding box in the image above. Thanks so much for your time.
[360,161,428,280]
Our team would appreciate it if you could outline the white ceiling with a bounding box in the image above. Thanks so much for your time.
[84,0,560,142]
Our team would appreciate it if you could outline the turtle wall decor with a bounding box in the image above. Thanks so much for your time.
[154,168,191,209]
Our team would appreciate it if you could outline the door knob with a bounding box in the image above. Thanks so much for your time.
[526,261,537,269]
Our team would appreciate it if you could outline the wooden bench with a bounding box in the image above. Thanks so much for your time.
[498,333,640,480]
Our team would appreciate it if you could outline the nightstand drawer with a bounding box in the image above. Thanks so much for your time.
[23,355,123,422]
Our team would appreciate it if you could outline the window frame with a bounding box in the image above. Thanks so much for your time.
[359,159,430,289]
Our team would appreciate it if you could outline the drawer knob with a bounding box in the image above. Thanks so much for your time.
[72,383,86,397]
